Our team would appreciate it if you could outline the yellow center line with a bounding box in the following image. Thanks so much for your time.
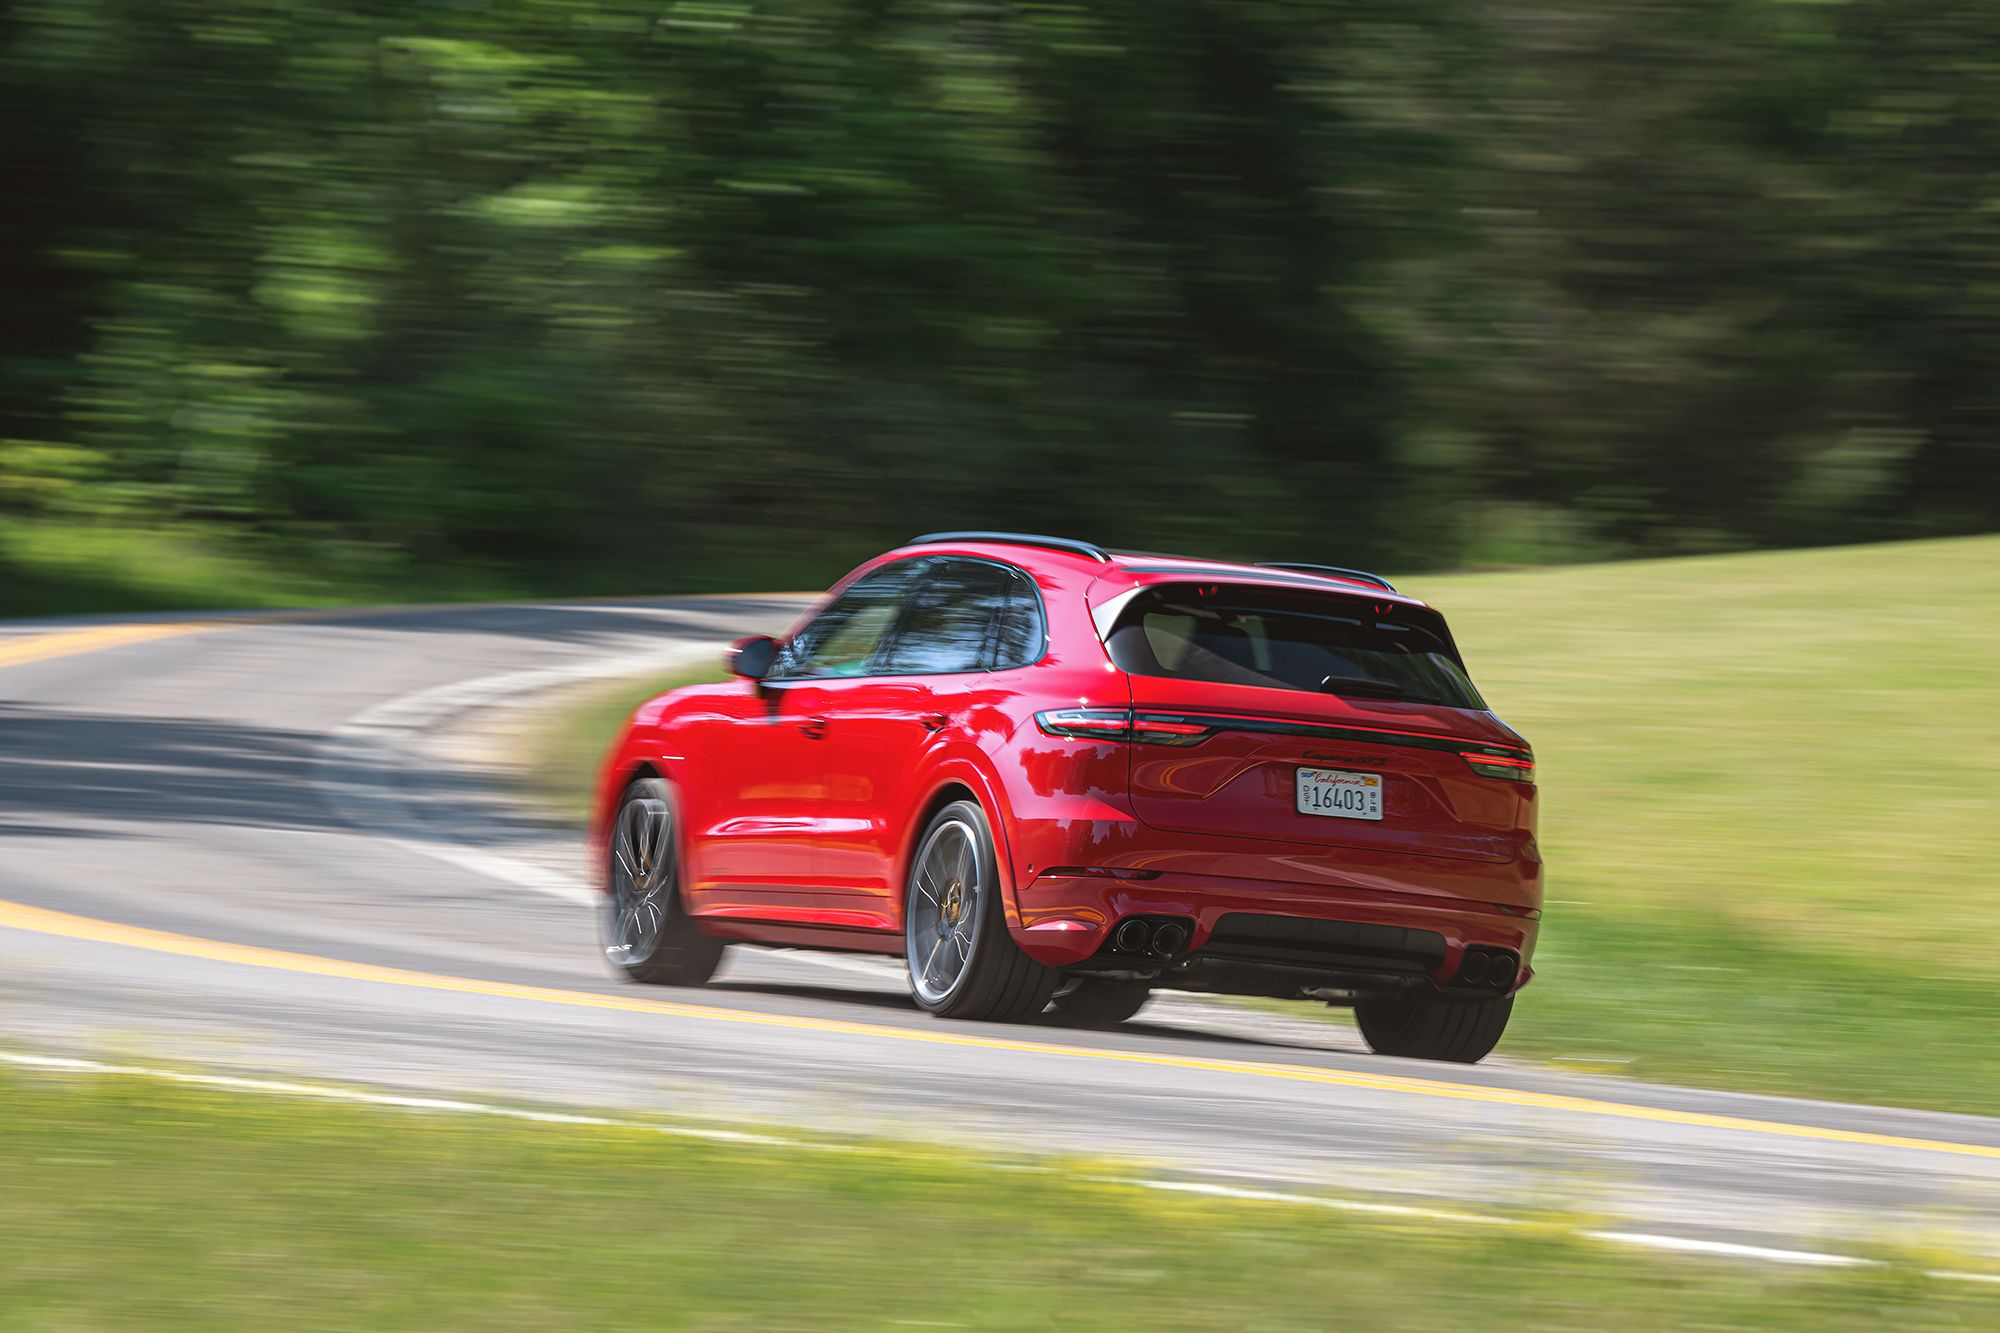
[2,898,1995,1161]
[0,621,209,670]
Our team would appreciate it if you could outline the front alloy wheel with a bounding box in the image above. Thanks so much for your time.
[600,776,723,986]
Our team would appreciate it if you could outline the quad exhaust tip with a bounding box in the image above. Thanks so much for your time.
[1108,916,1193,960]
[1455,948,1518,991]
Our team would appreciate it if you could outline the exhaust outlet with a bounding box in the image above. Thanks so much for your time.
[1112,919,1152,954]
[1151,922,1188,958]
[1457,952,1488,986]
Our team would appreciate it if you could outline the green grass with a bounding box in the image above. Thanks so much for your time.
[517,666,731,822]
[2,1072,1991,1331]
[522,536,2000,1113]
[1418,536,2000,1111]
[0,517,525,618]
[0,516,831,620]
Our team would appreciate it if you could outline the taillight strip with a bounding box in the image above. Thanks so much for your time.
[1035,706,1532,766]
[1460,751,1536,784]
[1132,709,1530,760]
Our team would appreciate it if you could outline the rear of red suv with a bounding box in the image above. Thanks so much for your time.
[1009,555,1539,1061]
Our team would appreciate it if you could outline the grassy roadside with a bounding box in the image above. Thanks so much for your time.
[0,519,511,618]
[518,537,2000,1114]
[3,1071,1991,1330]
[0,517,816,620]
[514,666,732,823]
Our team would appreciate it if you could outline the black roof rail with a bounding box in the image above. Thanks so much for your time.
[1256,562,1398,593]
[908,531,1111,563]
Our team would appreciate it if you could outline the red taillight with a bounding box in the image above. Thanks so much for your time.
[1034,708,1131,739]
[1131,716,1211,744]
[1034,709,1212,746]
[1462,750,1535,784]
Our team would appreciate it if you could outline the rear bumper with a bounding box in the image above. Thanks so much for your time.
[1010,869,1539,992]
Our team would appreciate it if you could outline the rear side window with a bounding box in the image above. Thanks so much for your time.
[1105,584,1484,709]
[776,560,925,678]
[879,558,1041,675]
[990,567,1045,668]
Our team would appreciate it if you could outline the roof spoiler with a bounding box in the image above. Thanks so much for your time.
[1255,562,1398,593]
[908,531,1111,562]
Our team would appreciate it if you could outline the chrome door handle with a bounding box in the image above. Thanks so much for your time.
[800,716,828,740]
[920,713,949,733]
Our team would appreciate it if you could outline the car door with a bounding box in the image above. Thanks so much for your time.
[813,558,1025,920]
[687,559,927,918]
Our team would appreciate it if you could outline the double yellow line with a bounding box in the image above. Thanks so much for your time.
[1,898,1994,1161]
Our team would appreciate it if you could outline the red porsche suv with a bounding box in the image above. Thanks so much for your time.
[591,533,1540,1062]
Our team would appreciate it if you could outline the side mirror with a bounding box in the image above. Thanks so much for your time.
[727,634,778,681]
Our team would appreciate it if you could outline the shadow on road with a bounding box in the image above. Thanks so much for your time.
[0,702,488,841]
[704,976,1342,1053]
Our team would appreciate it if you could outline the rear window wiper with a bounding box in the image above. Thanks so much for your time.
[1317,675,1428,702]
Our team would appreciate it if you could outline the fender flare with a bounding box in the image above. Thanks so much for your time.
[589,727,686,880]
[903,749,1027,928]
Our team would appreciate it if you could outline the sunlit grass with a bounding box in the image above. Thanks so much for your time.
[3,1072,1990,1331]
[0,518,522,617]
[515,666,730,823]
[1428,536,2000,967]
[1412,535,2000,1109]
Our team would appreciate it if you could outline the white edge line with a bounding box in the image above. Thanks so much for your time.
[1583,1229,1870,1268]
[7,1047,1997,1286]
[0,1050,792,1146]
[1121,1176,1519,1227]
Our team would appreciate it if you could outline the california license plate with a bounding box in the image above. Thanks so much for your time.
[1295,767,1384,821]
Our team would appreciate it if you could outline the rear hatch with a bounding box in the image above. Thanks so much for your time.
[1098,581,1530,864]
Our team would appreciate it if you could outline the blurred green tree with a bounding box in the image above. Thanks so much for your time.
[1,1,1995,597]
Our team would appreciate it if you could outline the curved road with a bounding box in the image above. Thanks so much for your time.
[2,601,1996,1266]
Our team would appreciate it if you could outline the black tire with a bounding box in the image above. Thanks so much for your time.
[600,776,724,986]
[905,800,1058,1023]
[1354,991,1512,1063]
[1049,979,1153,1028]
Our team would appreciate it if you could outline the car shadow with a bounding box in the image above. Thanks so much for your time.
[703,976,1333,1052]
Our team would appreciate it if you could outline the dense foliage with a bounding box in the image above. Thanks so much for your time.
[3,1,1996,593]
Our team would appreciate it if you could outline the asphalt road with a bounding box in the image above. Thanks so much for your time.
[2,601,1997,1265]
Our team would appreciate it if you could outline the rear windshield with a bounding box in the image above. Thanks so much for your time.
[1105,584,1485,709]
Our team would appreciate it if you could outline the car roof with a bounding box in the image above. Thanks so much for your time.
[891,533,1431,609]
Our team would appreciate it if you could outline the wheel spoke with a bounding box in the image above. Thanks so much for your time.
[616,818,636,873]
[646,807,669,876]
[907,817,989,1002]
[605,795,679,965]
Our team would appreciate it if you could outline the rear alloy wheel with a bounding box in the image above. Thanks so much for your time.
[1049,979,1153,1028]
[905,800,1057,1022]
[600,777,724,986]
[1354,991,1512,1063]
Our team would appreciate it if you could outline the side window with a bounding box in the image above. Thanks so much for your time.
[775,561,924,679]
[990,567,1045,668]
[877,559,1014,675]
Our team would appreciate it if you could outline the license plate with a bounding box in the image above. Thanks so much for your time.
[1295,767,1383,821]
